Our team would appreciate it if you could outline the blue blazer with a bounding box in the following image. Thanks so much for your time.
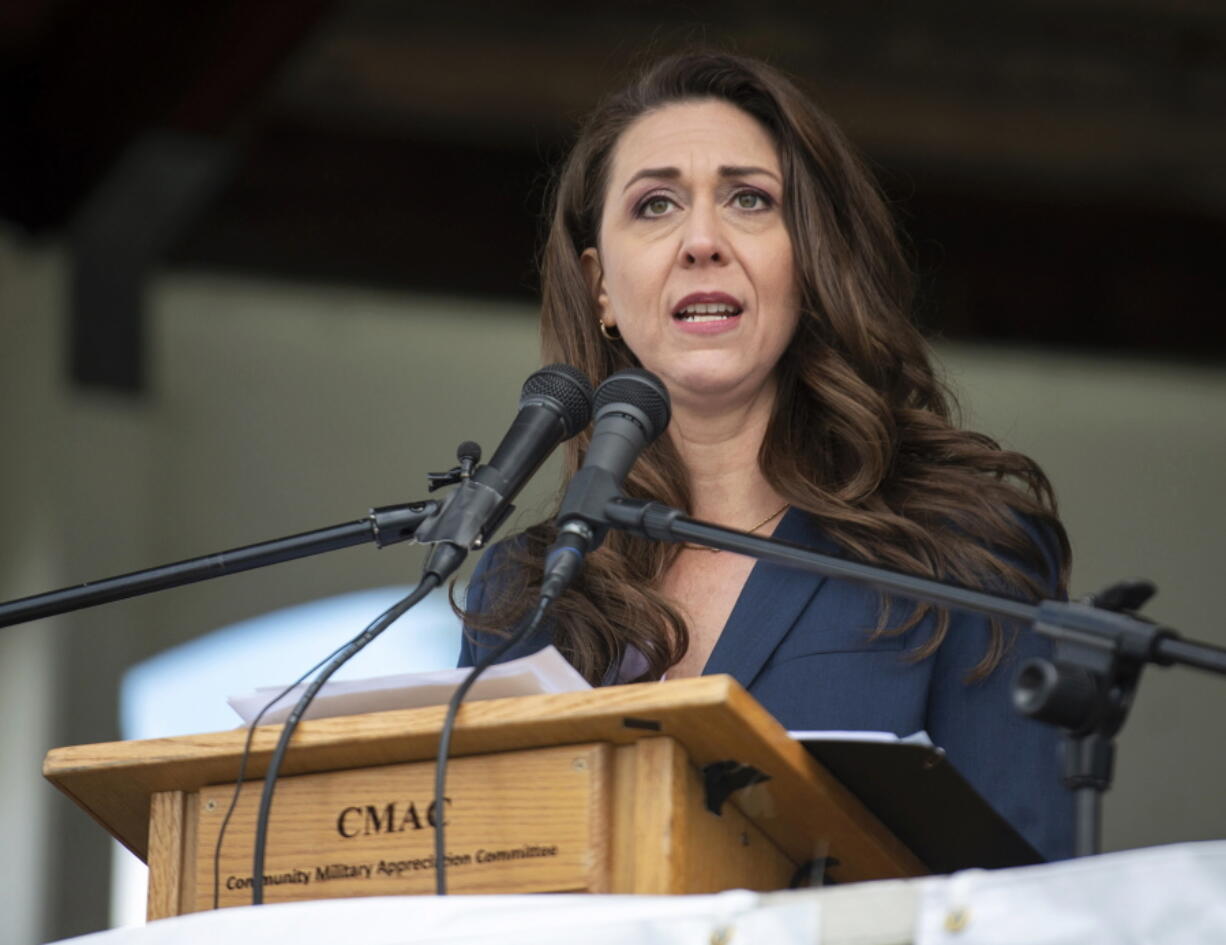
[459,507,1075,862]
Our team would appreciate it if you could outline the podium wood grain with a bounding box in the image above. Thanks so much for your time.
[45,674,926,913]
[194,742,610,908]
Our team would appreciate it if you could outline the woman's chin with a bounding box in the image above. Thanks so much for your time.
[654,364,775,412]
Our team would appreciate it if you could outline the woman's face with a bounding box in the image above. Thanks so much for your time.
[584,99,800,411]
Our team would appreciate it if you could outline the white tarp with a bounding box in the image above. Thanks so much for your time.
[53,840,1226,945]
[56,889,824,945]
[916,839,1226,945]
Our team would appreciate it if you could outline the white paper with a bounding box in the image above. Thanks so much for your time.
[788,729,935,747]
[227,645,590,726]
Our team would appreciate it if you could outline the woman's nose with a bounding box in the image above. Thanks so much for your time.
[677,202,729,268]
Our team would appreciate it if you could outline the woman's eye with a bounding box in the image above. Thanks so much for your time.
[640,196,674,217]
[734,191,769,210]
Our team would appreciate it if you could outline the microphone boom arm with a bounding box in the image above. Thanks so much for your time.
[603,495,1226,858]
[604,497,1226,675]
[0,500,439,630]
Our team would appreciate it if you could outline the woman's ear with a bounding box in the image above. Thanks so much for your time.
[580,247,609,321]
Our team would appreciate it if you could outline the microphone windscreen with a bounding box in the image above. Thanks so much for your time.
[456,440,482,465]
[522,363,594,437]
[594,368,671,441]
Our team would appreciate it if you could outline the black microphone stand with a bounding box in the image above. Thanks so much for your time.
[0,444,485,906]
[0,501,439,630]
[603,497,1226,858]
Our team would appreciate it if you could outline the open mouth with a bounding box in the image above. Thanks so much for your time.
[673,301,743,322]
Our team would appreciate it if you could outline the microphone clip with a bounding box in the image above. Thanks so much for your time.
[414,477,508,549]
[426,467,466,492]
[554,466,623,546]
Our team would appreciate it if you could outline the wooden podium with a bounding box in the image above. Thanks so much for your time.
[43,675,926,920]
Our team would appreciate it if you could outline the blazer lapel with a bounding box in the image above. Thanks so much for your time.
[702,508,838,689]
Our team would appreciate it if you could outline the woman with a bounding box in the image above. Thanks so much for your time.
[460,51,1074,861]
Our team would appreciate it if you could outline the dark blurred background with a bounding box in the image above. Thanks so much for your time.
[4,0,1224,394]
[2,2,1224,942]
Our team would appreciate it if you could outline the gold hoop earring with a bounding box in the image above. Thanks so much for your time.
[599,320,621,341]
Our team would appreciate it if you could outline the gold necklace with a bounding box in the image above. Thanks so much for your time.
[685,503,789,553]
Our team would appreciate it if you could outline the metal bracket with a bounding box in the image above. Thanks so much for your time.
[701,760,771,816]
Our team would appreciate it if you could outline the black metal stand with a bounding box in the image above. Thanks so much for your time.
[602,497,1226,857]
[0,500,438,629]
[0,438,512,908]
[1011,580,1198,857]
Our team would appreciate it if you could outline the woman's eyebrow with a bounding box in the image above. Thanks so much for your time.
[621,166,680,193]
[719,165,780,182]
[620,164,780,194]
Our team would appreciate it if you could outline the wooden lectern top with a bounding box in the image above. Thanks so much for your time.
[43,675,924,885]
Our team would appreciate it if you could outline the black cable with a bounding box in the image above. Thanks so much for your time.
[211,635,356,909]
[250,573,442,904]
[433,595,553,895]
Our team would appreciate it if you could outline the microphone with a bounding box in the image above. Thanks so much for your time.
[540,368,671,602]
[416,364,594,581]
[455,441,482,480]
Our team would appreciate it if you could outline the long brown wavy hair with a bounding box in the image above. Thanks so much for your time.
[464,50,1070,685]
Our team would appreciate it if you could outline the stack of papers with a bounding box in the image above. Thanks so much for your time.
[227,645,590,726]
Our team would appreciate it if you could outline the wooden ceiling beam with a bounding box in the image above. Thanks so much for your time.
[263,17,1226,213]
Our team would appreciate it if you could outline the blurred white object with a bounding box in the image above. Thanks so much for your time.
[122,586,465,739]
[916,839,1226,945]
[54,889,822,945]
[69,841,1226,945]
[112,586,466,929]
